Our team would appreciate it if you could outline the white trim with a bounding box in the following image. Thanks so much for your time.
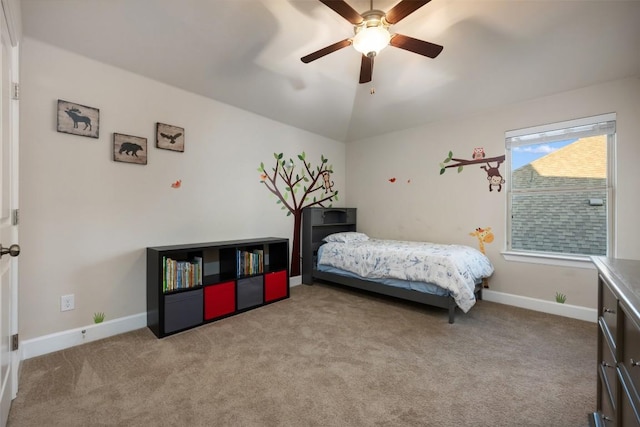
[501,251,596,269]
[505,112,616,140]
[0,0,21,47]
[20,278,304,360]
[504,114,616,258]
[18,288,594,360]
[20,313,146,360]
[289,275,302,287]
[482,289,597,323]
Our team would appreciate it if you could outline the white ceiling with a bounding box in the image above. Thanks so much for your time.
[19,0,640,142]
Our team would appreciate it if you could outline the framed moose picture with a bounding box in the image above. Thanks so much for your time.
[113,133,147,165]
[156,122,184,152]
[56,99,100,139]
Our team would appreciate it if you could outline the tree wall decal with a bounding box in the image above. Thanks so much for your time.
[258,152,339,276]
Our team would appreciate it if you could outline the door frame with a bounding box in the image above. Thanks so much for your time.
[1,0,20,413]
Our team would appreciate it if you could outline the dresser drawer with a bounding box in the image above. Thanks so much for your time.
[619,369,640,426]
[600,277,618,348]
[598,375,616,425]
[622,306,640,401]
[599,341,618,412]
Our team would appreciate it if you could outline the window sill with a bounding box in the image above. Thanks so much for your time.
[501,251,596,269]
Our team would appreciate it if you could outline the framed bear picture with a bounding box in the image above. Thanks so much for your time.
[113,133,147,165]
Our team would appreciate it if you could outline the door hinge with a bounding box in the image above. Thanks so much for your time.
[11,334,18,351]
[11,82,18,100]
[12,209,18,226]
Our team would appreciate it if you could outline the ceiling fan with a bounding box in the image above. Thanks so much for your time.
[301,0,443,84]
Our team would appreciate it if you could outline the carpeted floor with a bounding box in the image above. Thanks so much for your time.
[8,283,596,426]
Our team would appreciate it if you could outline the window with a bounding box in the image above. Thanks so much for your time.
[505,113,615,258]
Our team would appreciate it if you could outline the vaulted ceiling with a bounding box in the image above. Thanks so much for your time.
[20,0,640,142]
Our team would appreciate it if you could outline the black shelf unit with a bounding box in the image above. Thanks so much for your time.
[147,237,289,338]
[302,207,356,284]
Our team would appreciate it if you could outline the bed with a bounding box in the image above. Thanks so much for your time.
[301,207,494,323]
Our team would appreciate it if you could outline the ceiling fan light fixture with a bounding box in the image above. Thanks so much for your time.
[300,1,441,84]
[352,24,391,57]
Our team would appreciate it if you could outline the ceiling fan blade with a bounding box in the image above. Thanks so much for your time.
[301,39,352,63]
[385,0,431,24]
[359,55,373,84]
[320,0,363,25]
[390,33,443,58]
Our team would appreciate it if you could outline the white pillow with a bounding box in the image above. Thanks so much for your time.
[323,232,369,243]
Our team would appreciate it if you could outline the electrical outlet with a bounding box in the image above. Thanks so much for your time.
[61,294,75,312]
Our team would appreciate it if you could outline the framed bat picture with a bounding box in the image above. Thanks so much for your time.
[57,99,100,139]
[113,133,147,165]
[156,122,184,152]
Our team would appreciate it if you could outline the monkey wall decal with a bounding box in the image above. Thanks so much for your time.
[321,171,334,193]
[480,162,506,192]
[439,151,506,193]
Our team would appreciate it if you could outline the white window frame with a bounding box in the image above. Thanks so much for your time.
[502,113,616,268]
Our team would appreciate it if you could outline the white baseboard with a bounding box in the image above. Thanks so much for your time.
[482,289,597,323]
[20,285,593,360]
[21,278,304,360]
[20,312,147,360]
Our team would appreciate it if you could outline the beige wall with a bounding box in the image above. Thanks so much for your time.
[19,34,640,342]
[346,76,640,309]
[19,38,346,340]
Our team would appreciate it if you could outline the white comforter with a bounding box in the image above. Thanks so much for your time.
[318,239,494,312]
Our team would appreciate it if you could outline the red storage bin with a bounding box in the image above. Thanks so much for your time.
[204,281,235,320]
[264,270,288,302]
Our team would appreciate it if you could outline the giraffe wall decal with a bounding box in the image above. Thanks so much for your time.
[469,227,494,288]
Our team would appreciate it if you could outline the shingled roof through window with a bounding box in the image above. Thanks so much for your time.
[511,136,607,255]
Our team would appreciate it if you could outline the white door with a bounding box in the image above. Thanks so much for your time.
[0,0,19,424]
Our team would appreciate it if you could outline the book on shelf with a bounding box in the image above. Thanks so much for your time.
[162,256,203,293]
[193,256,203,286]
[236,249,264,276]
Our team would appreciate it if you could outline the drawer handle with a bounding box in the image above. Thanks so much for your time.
[631,359,640,367]
[601,361,615,369]
[602,307,615,314]
[603,416,613,423]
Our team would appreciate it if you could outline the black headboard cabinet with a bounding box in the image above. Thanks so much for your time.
[301,207,356,284]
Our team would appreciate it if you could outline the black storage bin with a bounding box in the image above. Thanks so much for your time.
[237,276,263,310]
[164,289,203,334]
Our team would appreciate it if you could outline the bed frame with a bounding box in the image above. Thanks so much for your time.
[301,207,483,324]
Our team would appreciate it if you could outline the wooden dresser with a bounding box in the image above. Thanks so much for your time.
[590,257,640,426]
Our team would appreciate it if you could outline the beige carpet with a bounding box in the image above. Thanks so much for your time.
[8,283,595,426]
